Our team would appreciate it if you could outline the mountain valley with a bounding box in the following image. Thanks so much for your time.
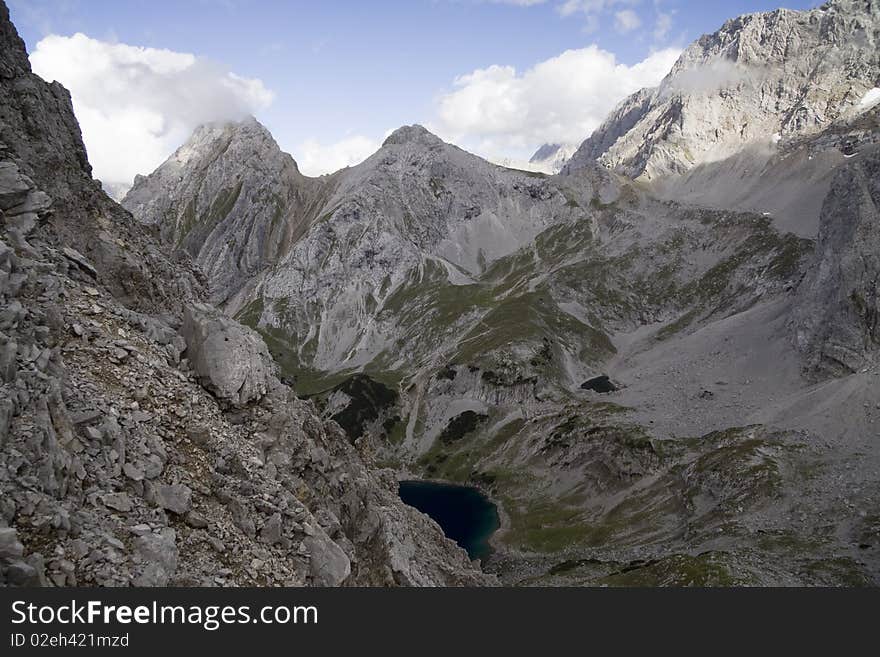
[2,0,879,587]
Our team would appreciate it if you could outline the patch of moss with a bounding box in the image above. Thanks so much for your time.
[452,289,614,366]
[234,296,264,329]
[596,552,744,587]
[800,557,872,586]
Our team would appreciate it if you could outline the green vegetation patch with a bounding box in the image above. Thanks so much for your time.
[438,410,489,445]
[596,552,746,587]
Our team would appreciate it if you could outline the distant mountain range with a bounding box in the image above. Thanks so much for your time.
[488,142,578,175]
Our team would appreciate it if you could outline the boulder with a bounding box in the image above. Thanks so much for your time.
[155,484,192,515]
[102,492,132,513]
[0,526,24,561]
[132,529,178,586]
[259,512,283,545]
[0,161,31,211]
[304,527,351,587]
[180,302,275,407]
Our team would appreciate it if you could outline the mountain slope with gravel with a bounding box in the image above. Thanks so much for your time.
[0,0,493,588]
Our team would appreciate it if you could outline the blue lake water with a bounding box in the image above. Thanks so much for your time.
[398,480,500,561]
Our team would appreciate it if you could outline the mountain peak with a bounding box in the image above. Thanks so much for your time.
[167,115,287,171]
[382,124,442,147]
[564,0,880,180]
[529,143,563,163]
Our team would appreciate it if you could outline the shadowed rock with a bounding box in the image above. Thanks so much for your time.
[581,375,618,393]
[795,146,880,375]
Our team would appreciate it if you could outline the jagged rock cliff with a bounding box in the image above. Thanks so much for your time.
[0,7,201,312]
[794,145,880,375]
[122,118,328,306]
[564,0,880,183]
[0,0,493,587]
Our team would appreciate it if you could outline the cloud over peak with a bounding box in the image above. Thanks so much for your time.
[29,33,274,186]
[432,44,680,160]
[296,135,382,177]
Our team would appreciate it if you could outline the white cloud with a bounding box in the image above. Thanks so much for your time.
[296,135,382,176]
[487,0,548,5]
[431,45,680,160]
[614,9,641,33]
[556,0,645,33]
[666,58,751,96]
[654,12,673,40]
[558,0,610,17]
[858,87,880,109]
[29,33,274,186]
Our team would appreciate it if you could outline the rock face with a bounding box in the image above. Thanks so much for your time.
[564,0,880,181]
[122,119,326,306]
[795,145,880,375]
[0,0,492,588]
[181,302,275,407]
[0,3,201,312]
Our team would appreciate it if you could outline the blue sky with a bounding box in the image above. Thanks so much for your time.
[8,0,819,182]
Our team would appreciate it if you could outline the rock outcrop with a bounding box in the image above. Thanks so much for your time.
[795,145,880,375]
[0,3,201,312]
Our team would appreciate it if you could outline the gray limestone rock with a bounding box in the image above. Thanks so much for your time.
[181,302,275,407]
[259,512,283,545]
[132,529,178,586]
[154,484,192,515]
[794,145,880,374]
[564,0,880,181]
[102,492,132,513]
[0,397,12,448]
[303,529,351,587]
[0,526,23,560]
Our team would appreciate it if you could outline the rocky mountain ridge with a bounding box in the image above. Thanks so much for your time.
[122,117,329,307]
[563,0,880,186]
[0,1,491,587]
